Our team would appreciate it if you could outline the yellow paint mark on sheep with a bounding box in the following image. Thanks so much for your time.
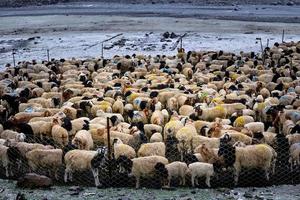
[214,105,225,114]
[212,98,224,104]
[257,102,265,110]
[235,116,245,127]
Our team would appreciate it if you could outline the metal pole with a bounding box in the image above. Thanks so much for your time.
[180,38,183,50]
[12,49,16,67]
[101,43,104,59]
[106,117,112,185]
[47,49,50,62]
[267,39,270,48]
[282,29,285,43]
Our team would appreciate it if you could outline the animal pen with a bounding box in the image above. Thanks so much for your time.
[0,40,300,190]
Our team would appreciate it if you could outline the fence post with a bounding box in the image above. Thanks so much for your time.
[12,49,16,67]
[107,117,112,185]
[101,43,104,59]
[47,49,50,62]
[282,29,285,43]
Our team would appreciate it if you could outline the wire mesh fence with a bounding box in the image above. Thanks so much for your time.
[0,40,300,190]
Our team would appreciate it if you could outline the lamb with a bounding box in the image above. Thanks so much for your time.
[137,142,165,157]
[187,162,214,187]
[64,147,108,187]
[72,130,94,150]
[25,149,63,180]
[165,161,188,187]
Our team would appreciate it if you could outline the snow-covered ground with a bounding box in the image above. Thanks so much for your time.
[1,2,300,68]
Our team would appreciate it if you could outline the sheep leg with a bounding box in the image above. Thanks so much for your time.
[233,167,240,186]
[205,176,211,188]
[5,166,9,177]
[54,169,59,181]
[167,178,171,188]
[64,171,68,182]
[135,176,140,189]
[195,177,199,186]
[191,175,195,187]
[265,168,270,181]
[182,175,186,186]
[91,168,101,187]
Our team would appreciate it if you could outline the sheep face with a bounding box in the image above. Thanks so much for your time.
[116,155,133,174]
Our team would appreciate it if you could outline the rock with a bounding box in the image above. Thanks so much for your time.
[68,186,83,192]
[170,32,178,38]
[191,190,196,194]
[255,195,264,200]
[287,1,295,6]
[243,192,253,198]
[163,32,170,39]
[17,173,53,189]
[233,192,238,195]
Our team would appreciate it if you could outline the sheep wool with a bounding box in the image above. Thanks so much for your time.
[138,142,166,157]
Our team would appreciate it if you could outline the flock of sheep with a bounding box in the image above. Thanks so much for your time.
[0,40,300,189]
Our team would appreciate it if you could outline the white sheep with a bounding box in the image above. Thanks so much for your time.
[165,161,188,187]
[244,122,265,133]
[51,120,69,148]
[137,142,165,157]
[187,162,214,187]
[0,130,26,142]
[289,143,300,170]
[64,148,108,187]
[72,130,94,150]
[130,155,169,188]
[150,132,163,143]
[113,138,136,159]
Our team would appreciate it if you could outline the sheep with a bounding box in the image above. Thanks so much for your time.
[69,117,90,137]
[144,124,163,139]
[176,125,198,160]
[187,162,214,187]
[27,121,53,138]
[150,132,163,143]
[233,116,255,127]
[25,149,63,180]
[218,143,276,185]
[286,133,300,145]
[150,110,166,126]
[112,96,124,115]
[117,155,168,188]
[0,130,26,142]
[137,142,165,157]
[112,138,136,159]
[163,119,184,139]
[15,142,54,158]
[64,147,108,187]
[72,130,94,150]
[0,145,11,177]
[51,119,69,148]
[164,161,188,187]
[289,143,300,170]
[244,122,265,133]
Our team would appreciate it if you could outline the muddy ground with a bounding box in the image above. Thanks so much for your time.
[0,178,300,200]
